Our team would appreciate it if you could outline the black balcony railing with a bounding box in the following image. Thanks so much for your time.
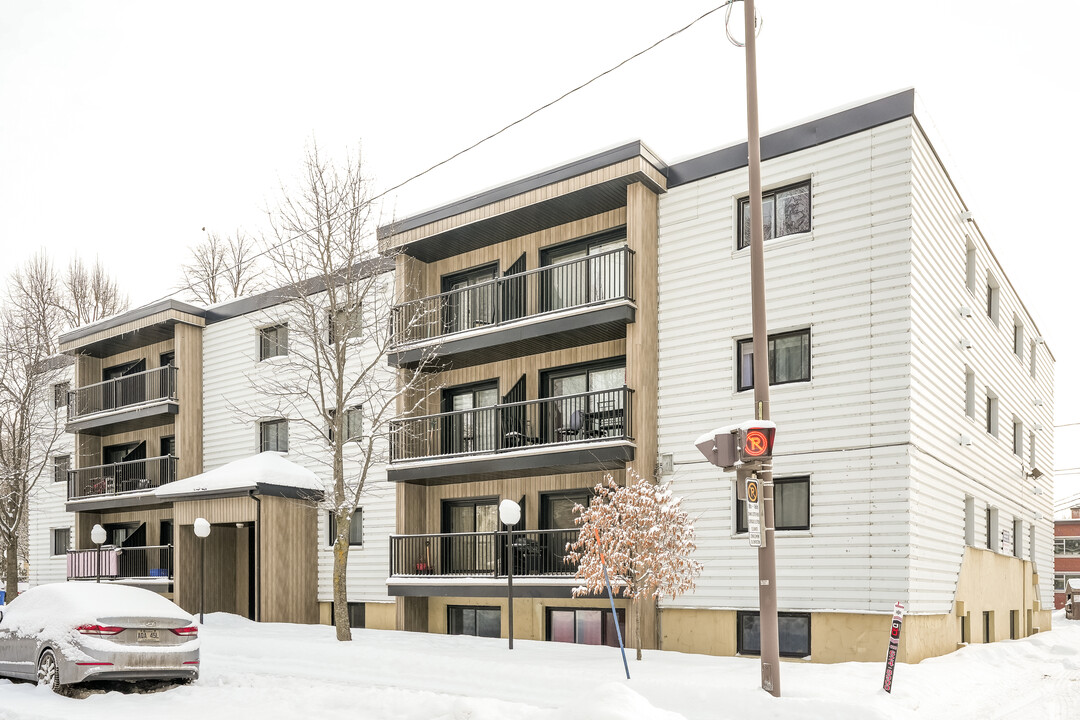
[67,365,178,420]
[390,387,633,462]
[390,529,579,578]
[391,247,635,345]
[67,545,173,580]
[67,455,178,500]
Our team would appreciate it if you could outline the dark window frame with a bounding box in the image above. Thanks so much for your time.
[736,476,811,533]
[327,508,363,547]
[539,490,592,531]
[540,357,627,399]
[737,180,812,250]
[545,607,625,646]
[447,605,501,638]
[259,324,288,360]
[260,418,289,453]
[328,406,363,443]
[51,527,70,556]
[53,454,70,483]
[737,610,811,658]
[53,382,70,409]
[737,328,811,392]
[329,601,366,628]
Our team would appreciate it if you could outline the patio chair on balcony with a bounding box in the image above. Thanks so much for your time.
[556,410,585,440]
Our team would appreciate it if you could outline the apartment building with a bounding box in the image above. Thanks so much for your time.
[656,90,1053,663]
[377,89,1052,662]
[44,276,397,627]
[1053,493,1080,610]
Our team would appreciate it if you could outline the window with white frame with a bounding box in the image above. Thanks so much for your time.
[737,181,811,250]
[1030,340,1037,378]
[965,240,977,294]
[1013,418,1023,456]
[51,528,70,556]
[1029,431,1037,468]
[986,275,1000,324]
[328,306,362,344]
[737,329,811,391]
[260,419,288,452]
[965,495,976,546]
[53,382,70,409]
[1055,538,1080,556]
[985,391,998,437]
[53,455,70,483]
[328,406,362,443]
[1014,319,1024,357]
[259,324,288,360]
[1013,518,1023,558]
[986,506,999,551]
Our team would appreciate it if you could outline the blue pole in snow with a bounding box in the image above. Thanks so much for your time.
[600,562,631,680]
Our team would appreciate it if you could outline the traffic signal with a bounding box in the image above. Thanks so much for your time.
[736,425,775,462]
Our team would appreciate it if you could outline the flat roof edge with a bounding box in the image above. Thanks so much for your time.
[378,140,666,241]
[666,89,917,187]
[58,299,206,346]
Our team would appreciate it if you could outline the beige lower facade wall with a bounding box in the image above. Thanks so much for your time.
[426,596,630,643]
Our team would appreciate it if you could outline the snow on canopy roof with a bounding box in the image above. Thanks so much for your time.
[155,452,322,499]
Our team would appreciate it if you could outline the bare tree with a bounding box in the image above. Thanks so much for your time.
[237,142,435,641]
[60,255,128,327]
[0,253,70,602]
[181,229,263,304]
[567,471,703,660]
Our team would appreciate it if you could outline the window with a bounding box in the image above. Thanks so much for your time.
[965,368,976,419]
[983,611,992,643]
[965,240,977,294]
[1013,519,1023,558]
[986,275,1000,324]
[442,265,498,333]
[329,407,363,443]
[51,528,70,556]
[1013,319,1024,357]
[543,359,627,442]
[961,613,968,643]
[442,382,499,455]
[1029,432,1037,467]
[53,382,70,409]
[737,329,811,391]
[53,455,70,483]
[737,180,811,250]
[328,306,361,344]
[737,611,811,658]
[737,477,810,532]
[1030,340,1037,378]
[260,419,288,452]
[547,608,625,647]
[965,495,976,546]
[986,507,998,551]
[1010,610,1018,640]
[328,509,363,546]
[541,230,629,311]
[1055,538,1080,556]
[259,324,288,360]
[985,391,998,437]
[330,602,366,628]
[449,606,501,638]
[1012,419,1023,456]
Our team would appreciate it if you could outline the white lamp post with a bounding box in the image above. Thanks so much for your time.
[193,518,211,624]
[91,524,107,583]
[499,499,521,650]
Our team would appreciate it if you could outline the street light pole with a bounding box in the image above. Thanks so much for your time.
[742,0,781,697]
[91,524,106,584]
[499,499,521,651]
[194,518,211,624]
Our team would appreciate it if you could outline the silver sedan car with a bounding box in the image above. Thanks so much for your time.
[0,582,199,692]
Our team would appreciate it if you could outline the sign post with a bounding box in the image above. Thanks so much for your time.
[883,601,905,693]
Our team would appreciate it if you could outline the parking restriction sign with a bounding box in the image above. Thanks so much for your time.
[746,477,763,548]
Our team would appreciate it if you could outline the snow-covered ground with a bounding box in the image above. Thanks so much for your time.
[3,610,1080,719]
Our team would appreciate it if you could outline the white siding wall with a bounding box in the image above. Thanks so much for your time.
[28,369,75,587]
[907,126,1055,611]
[657,120,915,614]
[202,284,396,606]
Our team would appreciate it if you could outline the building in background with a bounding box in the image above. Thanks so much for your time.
[1053,493,1080,610]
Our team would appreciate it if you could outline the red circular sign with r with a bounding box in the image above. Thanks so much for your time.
[744,430,768,457]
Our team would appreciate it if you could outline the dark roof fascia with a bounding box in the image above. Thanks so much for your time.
[157,483,323,503]
[58,299,207,346]
[204,256,395,325]
[666,89,916,188]
[377,141,666,241]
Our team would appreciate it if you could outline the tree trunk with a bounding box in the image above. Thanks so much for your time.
[3,537,19,603]
[635,596,644,661]
[332,526,352,641]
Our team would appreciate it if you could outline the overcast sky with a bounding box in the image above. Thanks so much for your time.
[2,1,1078,491]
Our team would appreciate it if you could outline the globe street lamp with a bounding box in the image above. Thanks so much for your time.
[193,518,211,624]
[91,524,107,583]
[499,499,521,650]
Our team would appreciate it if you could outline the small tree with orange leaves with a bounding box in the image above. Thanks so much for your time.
[566,471,702,660]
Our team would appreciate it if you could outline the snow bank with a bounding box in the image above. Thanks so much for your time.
[155,452,321,498]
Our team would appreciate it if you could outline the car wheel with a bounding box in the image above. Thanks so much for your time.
[36,649,61,693]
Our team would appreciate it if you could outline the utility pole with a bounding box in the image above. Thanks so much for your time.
[742,0,781,697]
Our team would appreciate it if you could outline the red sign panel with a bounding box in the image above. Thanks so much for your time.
[743,430,769,457]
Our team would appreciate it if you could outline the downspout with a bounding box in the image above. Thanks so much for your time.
[250,490,261,623]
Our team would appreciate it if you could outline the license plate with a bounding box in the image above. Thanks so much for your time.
[137,629,160,643]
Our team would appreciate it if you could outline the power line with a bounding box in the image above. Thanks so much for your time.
[139,2,737,310]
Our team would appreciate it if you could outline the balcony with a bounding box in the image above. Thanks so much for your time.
[67,455,178,502]
[389,247,635,369]
[389,529,578,597]
[67,545,174,581]
[388,387,634,484]
[66,365,178,434]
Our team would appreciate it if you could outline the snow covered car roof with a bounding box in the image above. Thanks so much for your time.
[1,583,192,636]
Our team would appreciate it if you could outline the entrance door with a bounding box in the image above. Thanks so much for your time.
[442,499,498,574]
